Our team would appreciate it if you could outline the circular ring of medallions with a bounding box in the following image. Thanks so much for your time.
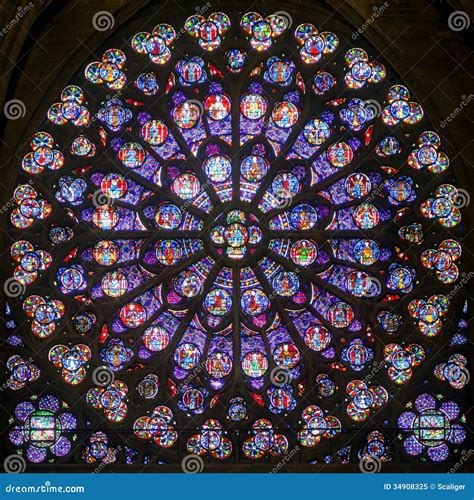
[5,8,468,467]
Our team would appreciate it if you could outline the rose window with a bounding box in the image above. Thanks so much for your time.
[4,9,469,468]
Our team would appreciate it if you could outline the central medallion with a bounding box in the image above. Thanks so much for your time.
[210,209,263,261]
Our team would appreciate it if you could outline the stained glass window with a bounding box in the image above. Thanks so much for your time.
[3,10,470,470]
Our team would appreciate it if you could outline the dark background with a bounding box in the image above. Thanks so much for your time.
[0,0,472,472]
